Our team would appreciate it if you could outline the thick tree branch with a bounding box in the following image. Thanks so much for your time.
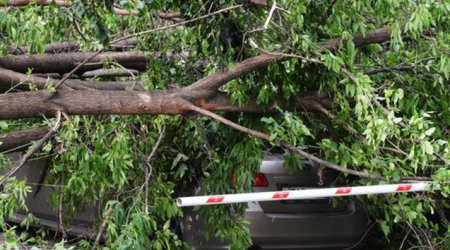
[201,92,331,113]
[322,28,435,51]
[0,88,331,120]
[184,54,279,94]
[6,38,138,55]
[0,52,147,74]
[186,27,401,94]
[7,42,79,55]
[1,0,71,6]
[0,67,142,92]
[0,126,48,152]
[0,27,412,120]
[0,111,61,186]
[249,0,268,6]
[365,65,415,75]
[0,89,193,119]
[153,11,182,20]
[51,4,243,90]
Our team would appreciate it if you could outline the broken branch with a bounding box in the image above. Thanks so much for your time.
[0,111,62,186]
[189,104,384,180]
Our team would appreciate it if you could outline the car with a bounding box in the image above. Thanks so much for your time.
[2,153,98,239]
[181,153,370,249]
[3,152,370,249]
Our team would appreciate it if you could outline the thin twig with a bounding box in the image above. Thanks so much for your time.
[53,4,243,90]
[399,228,412,250]
[431,200,449,226]
[263,1,277,29]
[189,104,384,180]
[91,205,113,250]
[0,111,62,186]
[341,67,450,166]
[192,119,213,161]
[342,221,377,250]
[112,4,243,45]
[56,176,67,239]
[317,0,338,27]
[109,62,136,81]
[398,196,427,249]
[143,125,166,214]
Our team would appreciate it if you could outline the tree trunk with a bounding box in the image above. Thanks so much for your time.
[0,89,193,119]
[0,87,329,120]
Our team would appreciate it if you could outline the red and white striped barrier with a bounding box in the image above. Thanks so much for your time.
[176,182,432,207]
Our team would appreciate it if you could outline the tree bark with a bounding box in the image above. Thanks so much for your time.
[0,52,148,74]
[185,54,279,95]
[0,126,48,152]
[1,0,71,6]
[0,87,329,120]
[0,89,193,119]
[203,92,331,113]
[322,27,435,51]
[154,12,182,20]
[0,67,141,92]
[322,27,394,51]
[6,38,138,55]
[7,42,80,55]
[81,68,139,78]
[249,0,268,6]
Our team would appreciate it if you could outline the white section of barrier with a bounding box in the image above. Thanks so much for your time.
[177,182,432,207]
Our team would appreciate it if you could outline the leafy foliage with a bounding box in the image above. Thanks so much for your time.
[1,0,449,249]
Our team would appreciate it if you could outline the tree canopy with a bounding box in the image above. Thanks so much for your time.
[0,0,449,249]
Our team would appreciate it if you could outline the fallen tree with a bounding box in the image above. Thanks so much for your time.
[0,2,449,250]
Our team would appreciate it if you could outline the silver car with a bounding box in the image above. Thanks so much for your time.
[3,153,98,238]
[181,153,370,249]
[4,153,369,249]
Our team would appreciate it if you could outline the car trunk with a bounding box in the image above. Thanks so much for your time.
[253,154,348,214]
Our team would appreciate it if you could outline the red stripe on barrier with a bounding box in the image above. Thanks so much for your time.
[396,184,412,192]
[207,196,225,203]
[336,187,352,195]
[272,191,289,199]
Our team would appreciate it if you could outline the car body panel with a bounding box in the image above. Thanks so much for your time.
[181,153,370,249]
[3,153,97,238]
[3,152,370,249]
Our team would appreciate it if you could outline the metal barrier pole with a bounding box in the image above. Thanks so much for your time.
[177,182,432,207]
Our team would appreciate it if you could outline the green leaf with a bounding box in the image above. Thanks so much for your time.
[424,127,436,136]
[0,121,8,130]
[379,221,390,236]
[423,141,434,155]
